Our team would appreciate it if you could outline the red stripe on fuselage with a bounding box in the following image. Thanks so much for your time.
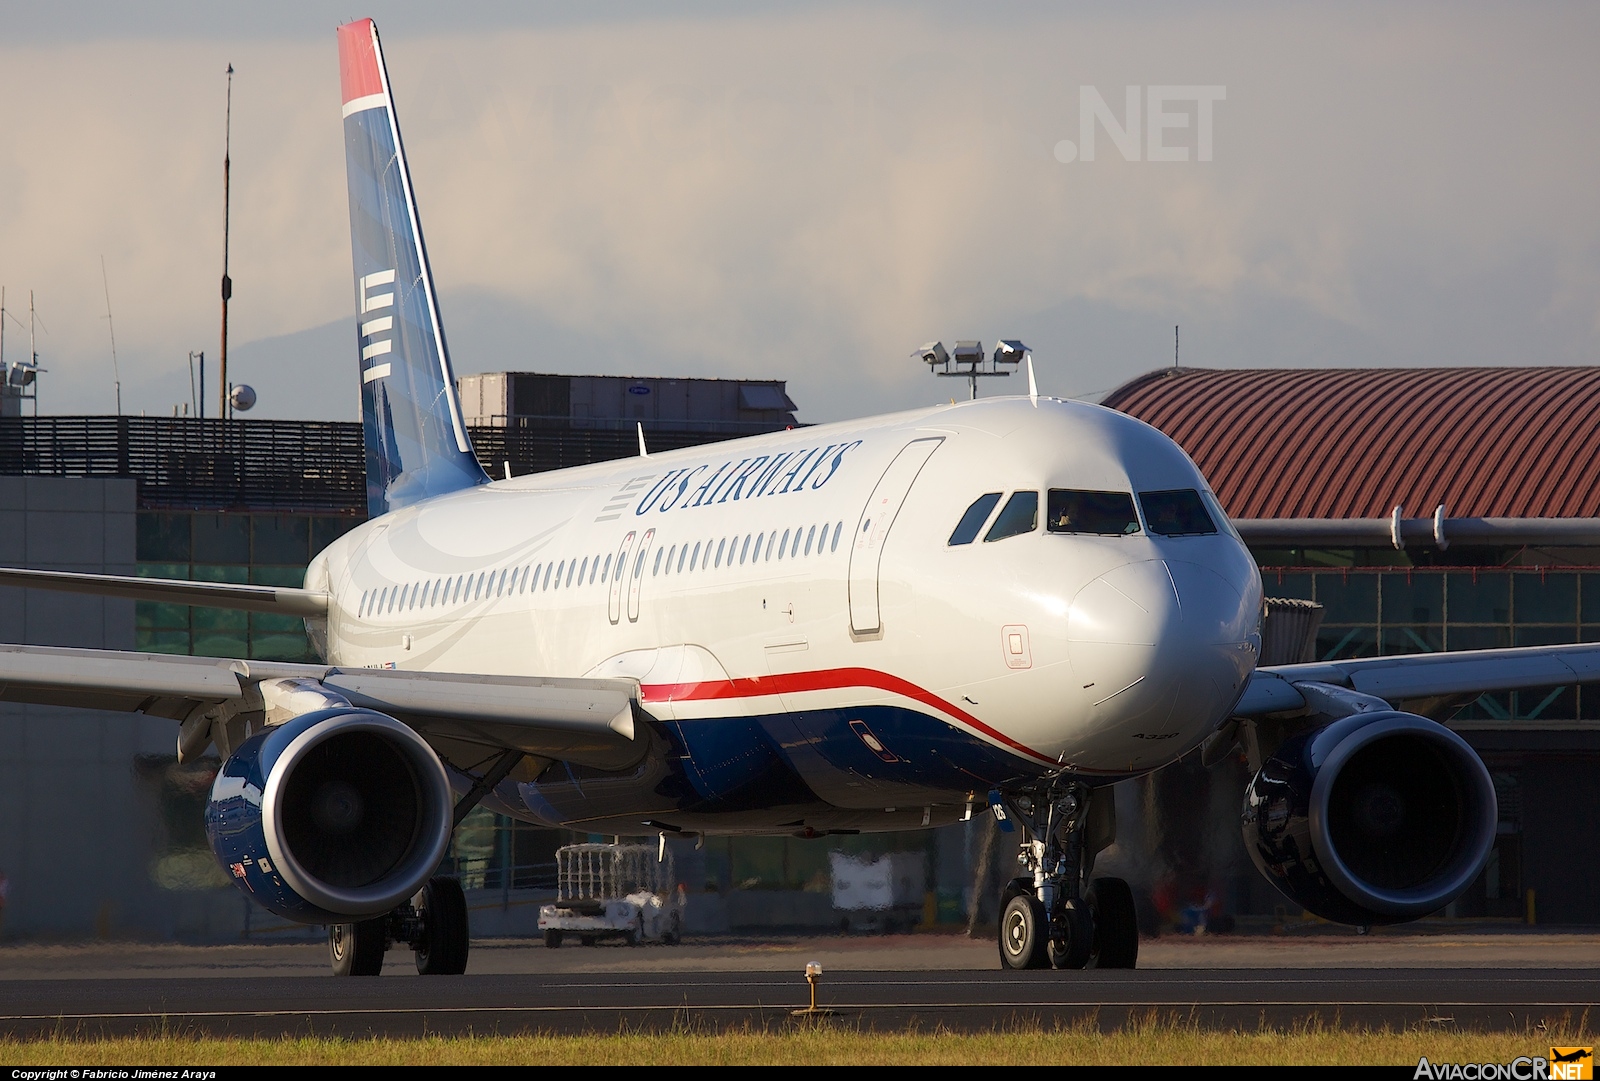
[639,667,1057,767]
[337,19,384,105]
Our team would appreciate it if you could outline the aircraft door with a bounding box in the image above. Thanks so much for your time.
[847,437,944,634]
[608,530,636,625]
[627,528,655,622]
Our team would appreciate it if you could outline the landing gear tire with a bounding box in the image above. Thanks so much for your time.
[413,876,470,975]
[543,930,563,949]
[1047,903,1093,970]
[329,918,387,977]
[999,889,1050,970]
[1086,876,1139,969]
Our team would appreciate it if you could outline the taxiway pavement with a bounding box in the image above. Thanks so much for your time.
[0,930,1593,1036]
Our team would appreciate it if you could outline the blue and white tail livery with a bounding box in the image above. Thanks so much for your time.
[339,18,487,518]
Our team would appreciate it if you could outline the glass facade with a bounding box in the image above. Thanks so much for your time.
[135,512,360,661]
[1260,566,1600,724]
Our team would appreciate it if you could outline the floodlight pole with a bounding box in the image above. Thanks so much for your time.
[938,367,1010,400]
[918,340,1023,399]
[219,63,234,421]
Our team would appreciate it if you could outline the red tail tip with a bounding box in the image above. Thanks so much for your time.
[337,19,383,106]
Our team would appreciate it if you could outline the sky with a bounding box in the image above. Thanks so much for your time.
[1,1,1597,424]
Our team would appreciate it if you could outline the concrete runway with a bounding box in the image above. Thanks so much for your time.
[0,931,1595,1037]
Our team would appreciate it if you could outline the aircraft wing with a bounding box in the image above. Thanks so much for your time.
[0,565,328,616]
[1235,641,1600,716]
[0,642,642,771]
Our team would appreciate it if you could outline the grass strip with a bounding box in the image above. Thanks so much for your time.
[1,1015,1591,1067]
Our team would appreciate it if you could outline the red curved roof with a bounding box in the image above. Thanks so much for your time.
[1102,367,1600,519]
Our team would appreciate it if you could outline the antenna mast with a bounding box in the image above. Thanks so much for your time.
[28,291,39,416]
[100,256,123,415]
[219,63,234,420]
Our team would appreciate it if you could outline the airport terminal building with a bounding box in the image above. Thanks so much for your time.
[0,365,1596,939]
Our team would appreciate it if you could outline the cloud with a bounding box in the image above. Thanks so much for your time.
[1,4,1596,424]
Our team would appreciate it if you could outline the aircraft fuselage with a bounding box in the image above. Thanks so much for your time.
[309,395,1263,834]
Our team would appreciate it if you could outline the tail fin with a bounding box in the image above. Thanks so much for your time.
[338,18,487,518]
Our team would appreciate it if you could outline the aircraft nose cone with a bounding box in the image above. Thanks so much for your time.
[1066,559,1255,753]
[1067,559,1250,648]
[1067,559,1182,647]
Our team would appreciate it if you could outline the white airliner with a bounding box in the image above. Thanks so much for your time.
[3,17,1598,976]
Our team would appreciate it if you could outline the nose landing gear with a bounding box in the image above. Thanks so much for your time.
[993,782,1138,971]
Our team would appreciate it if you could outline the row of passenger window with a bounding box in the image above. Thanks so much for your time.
[358,557,597,619]
[948,488,1218,545]
[653,520,845,578]
[357,519,849,620]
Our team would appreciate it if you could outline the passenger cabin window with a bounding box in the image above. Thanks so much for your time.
[949,493,1002,545]
[1047,490,1141,536]
[1139,489,1217,536]
[984,491,1039,542]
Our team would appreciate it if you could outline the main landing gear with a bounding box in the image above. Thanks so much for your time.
[994,781,1138,971]
[327,875,471,977]
[326,750,526,976]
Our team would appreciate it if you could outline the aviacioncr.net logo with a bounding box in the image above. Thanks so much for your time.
[1412,1049,1592,1080]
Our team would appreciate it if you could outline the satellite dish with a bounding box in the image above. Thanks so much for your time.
[229,384,257,411]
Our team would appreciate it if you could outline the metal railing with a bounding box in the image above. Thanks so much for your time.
[0,416,785,511]
[468,422,756,476]
[438,854,558,893]
[473,412,795,436]
[0,416,365,512]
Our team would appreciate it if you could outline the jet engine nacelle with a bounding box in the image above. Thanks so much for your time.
[1241,710,1496,926]
[205,707,453,923]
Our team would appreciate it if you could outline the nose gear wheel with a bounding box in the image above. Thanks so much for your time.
[993,780,1139,972]
[999,883,1049,970]
[1048,903,1093,970]
[1086,876,1139,969]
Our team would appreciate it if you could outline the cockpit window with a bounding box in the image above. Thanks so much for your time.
[948,492,1002,545]
[1138,489,1217,536]
[1200,490,1240,540]
[984,491,1039,542]
[1047,490,1140,535]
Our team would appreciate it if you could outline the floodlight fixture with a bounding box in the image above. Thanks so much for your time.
[952,340,984,367]
[6,361,37,388]
[919,335,1014,400]
[993,339,1028,364]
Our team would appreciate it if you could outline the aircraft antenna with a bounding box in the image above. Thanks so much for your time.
[637,423,649,458]
[100,256,123,415]
[219,63,234,419]
[1174,324,1179,367]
